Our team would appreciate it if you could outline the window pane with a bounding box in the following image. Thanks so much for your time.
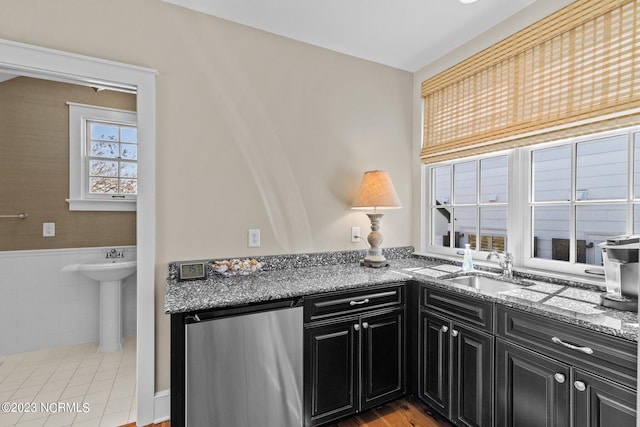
[90,141,119,158]
[89,160,118,177]
[121,127,137,143]
[480,156,508,203]
[432,207,451,247]
[532,205,570,260]
[90,123,119,141]
[120,179,137,194]
[533,145,570,202]
[635,204,640,234]
[453,207,476,249]
[433,166,451,205]
[480,206,507,251]
[120,143,137,160]
[90,177,118,194]
[454,161,476,204]
[119,161,137,178]
[576,204,626,265]
[576,135,627,200]
[634,133,640,199]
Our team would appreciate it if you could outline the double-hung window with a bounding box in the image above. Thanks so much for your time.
[67,103,137,211]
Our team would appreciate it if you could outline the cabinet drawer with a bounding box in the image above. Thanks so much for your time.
[304,283,404,323]
[422,286,493,332]
[497,306,637,389]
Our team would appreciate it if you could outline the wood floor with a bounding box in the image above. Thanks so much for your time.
[120,397,451,427]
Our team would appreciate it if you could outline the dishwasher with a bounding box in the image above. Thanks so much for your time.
[184,298,303,427]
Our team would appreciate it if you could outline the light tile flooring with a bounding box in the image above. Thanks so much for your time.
[0,337,136,427]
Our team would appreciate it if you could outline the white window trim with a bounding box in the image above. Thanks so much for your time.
[420,125,640,281]
[67,102,137,211]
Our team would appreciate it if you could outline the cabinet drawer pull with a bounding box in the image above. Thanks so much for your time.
[551,336,594,354]
[350,298,370,306]
[440,325,449,333]
[574,381,586,392]
[362,322,369,329]
[451,329,459,337]
[353,324,360,331]
[554,373,565,383]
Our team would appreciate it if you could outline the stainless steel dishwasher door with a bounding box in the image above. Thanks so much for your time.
[185,305,303,427]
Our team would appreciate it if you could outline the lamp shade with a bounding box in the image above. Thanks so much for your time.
[351,170,402,210]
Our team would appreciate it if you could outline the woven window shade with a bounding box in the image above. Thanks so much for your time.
[421,0,640,164]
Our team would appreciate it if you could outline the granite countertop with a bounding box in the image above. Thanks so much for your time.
[164,255,638,342]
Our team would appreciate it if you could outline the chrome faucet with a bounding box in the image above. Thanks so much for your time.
[487,251,513,279]
[106,249,124,259]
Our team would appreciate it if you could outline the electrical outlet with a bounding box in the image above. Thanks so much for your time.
[43,223,55,237]
[351,226,360,243]
[248,229,261,248]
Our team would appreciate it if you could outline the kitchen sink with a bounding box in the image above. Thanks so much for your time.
[447,274,524,293]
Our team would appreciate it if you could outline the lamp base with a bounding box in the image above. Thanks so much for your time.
[360,258,389,268]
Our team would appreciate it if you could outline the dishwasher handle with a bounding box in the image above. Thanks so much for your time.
[185,298,302,323]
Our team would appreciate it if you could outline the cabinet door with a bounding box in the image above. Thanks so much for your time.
[573,369,636,427]
[451,323,494,427]
[419,310,450,417]
[361,308,405,410]
[304,319,358,426]
[496,340,570,427]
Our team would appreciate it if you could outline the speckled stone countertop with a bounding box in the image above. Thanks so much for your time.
[164,248,638,342]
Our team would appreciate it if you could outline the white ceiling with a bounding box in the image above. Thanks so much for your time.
[162,0,544,72]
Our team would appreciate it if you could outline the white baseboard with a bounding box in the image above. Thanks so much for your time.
[154,389,171,423]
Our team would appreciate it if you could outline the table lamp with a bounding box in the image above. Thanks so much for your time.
[351,170,402,267]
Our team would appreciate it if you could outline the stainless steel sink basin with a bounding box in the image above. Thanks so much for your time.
[447,274,524,293]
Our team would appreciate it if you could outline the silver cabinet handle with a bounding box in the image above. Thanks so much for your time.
[441,325,449,333]
[451,329,459,337]
[350,298,370,306]
[574,381,586,392]
[554,373,565,383]
[362,322,369,329]
[551,336,594,354]
[353,324,360,331]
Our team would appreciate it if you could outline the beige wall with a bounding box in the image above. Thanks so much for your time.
[0,76,137,250]
[0,0,413,392]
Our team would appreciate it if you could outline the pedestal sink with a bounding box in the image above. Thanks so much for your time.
[76,260,137,353]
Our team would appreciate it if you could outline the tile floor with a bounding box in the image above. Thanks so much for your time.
[0,337,136,427]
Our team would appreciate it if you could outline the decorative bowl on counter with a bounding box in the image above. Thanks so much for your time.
[211,259,264,276]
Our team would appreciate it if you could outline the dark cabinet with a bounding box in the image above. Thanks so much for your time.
[305,318,358,425]
[419,288,494,427]
[304,284,406,426]
[496,339,570,427]
[496,306,637,427]
[361,309,405,408]
[573,369,636,427]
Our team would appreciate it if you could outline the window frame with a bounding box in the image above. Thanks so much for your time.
[67,102,137,211]
[421,149,515,259]
[421,124,640,279]
[522,126,639,276]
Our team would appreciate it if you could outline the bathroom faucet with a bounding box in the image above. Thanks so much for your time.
[106,249,124,259]
[487,251,513,279]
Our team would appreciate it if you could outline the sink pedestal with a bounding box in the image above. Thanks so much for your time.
[99,280,125,353]
[73,260,136,354]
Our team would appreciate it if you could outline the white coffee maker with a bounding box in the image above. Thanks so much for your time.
[598,235,639,311]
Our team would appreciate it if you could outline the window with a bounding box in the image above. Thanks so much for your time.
[423,125,640,277]
[427,154,509,253]
[67,103,137,211]
[526,127,638,271]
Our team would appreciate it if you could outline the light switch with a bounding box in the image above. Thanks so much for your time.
[43,223,55,237]
[248,229,261,248]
